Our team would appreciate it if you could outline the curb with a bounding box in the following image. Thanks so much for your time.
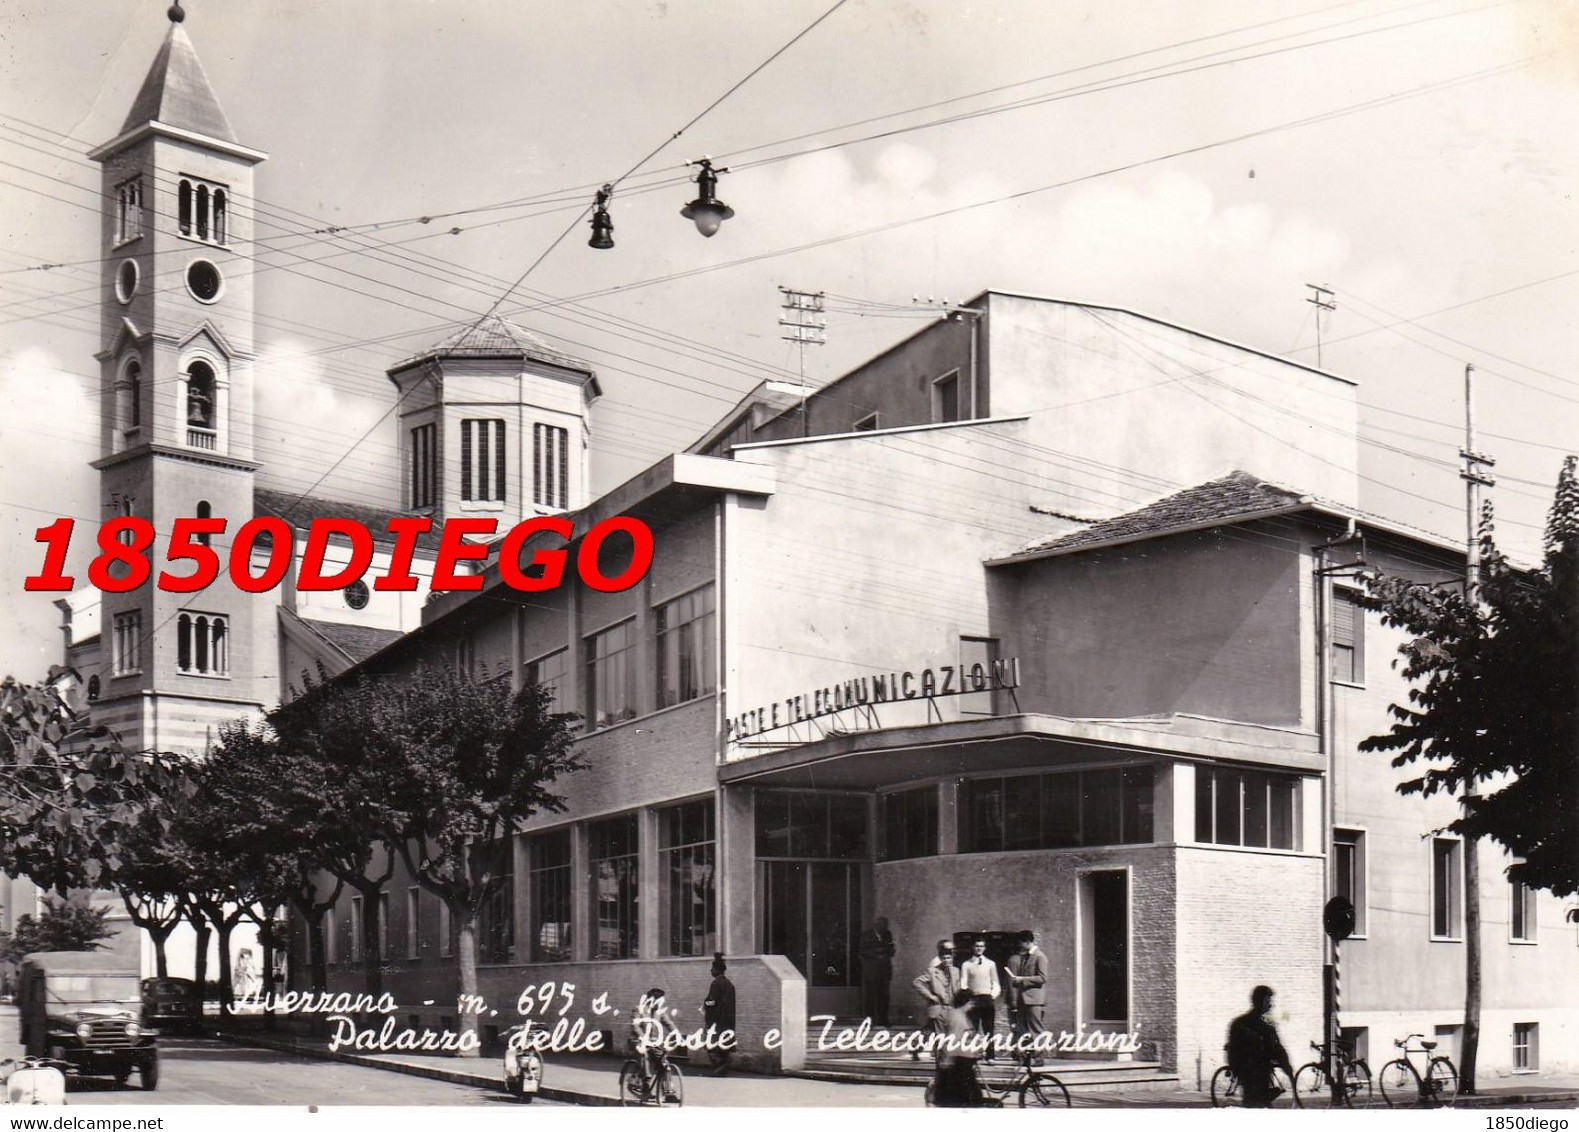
[214,1029,622,1107]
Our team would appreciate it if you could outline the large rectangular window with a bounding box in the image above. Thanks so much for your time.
[176,612,228,676]
[1333,829,1367,935]
[1432,837,1463,939]
[590,814,639,959]
[530,830,572,962]
[526,647,570,716]
[586,619,638,729]
[461,418,506,503]
[659,800,716,957]
[1194,767,1301,850]
[656,585,716,709]
[476,838,514,965]
[409,423,437,509]
[962,767,1153,853]
[880,786,938,861]
[112,610,142,676]
[755,792,868,859]
[533,423,569,510]
[1331,588,1365,685]
[1511,878,1537,942]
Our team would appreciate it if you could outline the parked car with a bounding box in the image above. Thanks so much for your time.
[140,977,201,1035]
[17,953,158,1090]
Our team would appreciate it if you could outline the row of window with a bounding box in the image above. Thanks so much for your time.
[113,176,230,247]
[110,609,228,677]
[1338,1024,1540,1073]
[525,583,717,730]
[1333,830,1544,942]
[407,420,571,509]
[115,359,219,441]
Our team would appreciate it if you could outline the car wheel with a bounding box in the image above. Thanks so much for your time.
[115,1069,133,1086]
[141,1057,159,1091]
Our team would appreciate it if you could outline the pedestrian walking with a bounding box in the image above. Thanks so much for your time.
[858,916,896,1025]
[1005,929,1048,1062]
[1225,985,1294,1108]
[702,953,736,1077]
[911,938,960,1060]
[958,936,1001,1062]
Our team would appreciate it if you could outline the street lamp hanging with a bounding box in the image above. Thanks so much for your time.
[680,158,734,238]
[588,184,615,250]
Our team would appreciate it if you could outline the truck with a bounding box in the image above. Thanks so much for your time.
[17,953,158,1090]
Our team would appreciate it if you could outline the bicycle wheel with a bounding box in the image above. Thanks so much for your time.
[1269,1067,1296,1108]
[1210,1065,1238,1107]
[662,1061,684,1106]
[1427,1058,1457,1107]
[1344,1060,1374,1108]
[1019,1074,1072,1108]
[1291,1062,1329,1108]
[618,1061,646,1107]
[1378,1058,1418,1107]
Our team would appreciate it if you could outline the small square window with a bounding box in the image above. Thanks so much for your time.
[1513,1022,1538,1071]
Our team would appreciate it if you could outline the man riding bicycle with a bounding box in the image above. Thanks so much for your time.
[630,987,682,1100]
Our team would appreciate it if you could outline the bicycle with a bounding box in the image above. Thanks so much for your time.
[1209,1062,1295,1108]
[619,1048,684,1107]
[1292,1039,1374,1108]
[923,1049,1072,1108]
[1378,1033,1457,1108]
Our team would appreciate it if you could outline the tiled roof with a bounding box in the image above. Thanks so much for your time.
[1012,471,1310,558]
[121,24,238,143]
[253,489,441,552]
[396,315,590,374]
[296,617,404,664]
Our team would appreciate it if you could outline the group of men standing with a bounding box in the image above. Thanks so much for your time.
[904,929,1049,1060]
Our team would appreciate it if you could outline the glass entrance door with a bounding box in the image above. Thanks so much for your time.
[1079,869,1130,1027]
[758,859,862,1018]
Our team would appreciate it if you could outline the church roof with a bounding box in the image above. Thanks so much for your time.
[391,315,596,386]
[293,616,405,665]
[120,22,239,144]
[254,488,442,552]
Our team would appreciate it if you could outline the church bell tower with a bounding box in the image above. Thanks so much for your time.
[85,3,269,753]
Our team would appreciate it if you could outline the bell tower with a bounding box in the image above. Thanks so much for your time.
[85,3,269,753]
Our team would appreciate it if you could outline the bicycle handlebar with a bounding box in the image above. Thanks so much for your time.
[1394,1033,1427,1049]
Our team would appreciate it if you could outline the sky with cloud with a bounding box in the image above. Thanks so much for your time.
[1,0,1576,678]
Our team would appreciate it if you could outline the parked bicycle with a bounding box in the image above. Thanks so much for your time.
[1292,1039,1374,1107]
[924,1049,1072,1108]
[1209,1061,1295,1108]
[619,1047,684,1107]
[1378,1033,1457,1108]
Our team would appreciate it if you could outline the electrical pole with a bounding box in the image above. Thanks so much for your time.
[1306,284,1336,368]
[1459,361,1496,1095]
[779,287,825,436]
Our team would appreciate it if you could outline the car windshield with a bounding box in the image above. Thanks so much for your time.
[46,975,141,1006]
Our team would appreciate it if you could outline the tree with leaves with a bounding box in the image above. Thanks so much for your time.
[283,666,582,1055]
[0,897,116,963]
[1360,455,1579,1092]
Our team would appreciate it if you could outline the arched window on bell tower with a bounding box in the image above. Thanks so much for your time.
[185,359,218,450]
[179,179,192,236]
[196,500,213,546]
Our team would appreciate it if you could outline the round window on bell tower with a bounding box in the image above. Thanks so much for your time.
[344,580,370,610]
[186,259,222,303]
[115,259,139,304]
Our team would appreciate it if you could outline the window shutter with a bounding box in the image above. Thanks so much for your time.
[495,420,507,502]
[557,427,568,509]
[461,420,473,500]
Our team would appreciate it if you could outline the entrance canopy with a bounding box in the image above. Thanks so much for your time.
[719,712,1321,789]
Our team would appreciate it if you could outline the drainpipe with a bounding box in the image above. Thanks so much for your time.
[1314,539,1334,1057]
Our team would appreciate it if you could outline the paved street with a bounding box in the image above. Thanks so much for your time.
[67,1035,552,1106]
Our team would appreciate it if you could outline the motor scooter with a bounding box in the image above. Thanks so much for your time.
[502,1021,544,1103]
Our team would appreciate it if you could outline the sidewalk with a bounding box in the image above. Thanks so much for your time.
[215,1029,1579,1108]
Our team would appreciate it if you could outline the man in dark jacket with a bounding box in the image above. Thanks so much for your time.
[703,953,736,1076]
[1226,985,1294,1108]
[1005,930,1048,1061]
[858,917,896,1025]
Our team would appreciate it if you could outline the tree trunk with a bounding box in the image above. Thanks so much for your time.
[359,887,383,999]
[149,925,176,978]
[1462,830,1481,1094]
[192,920,211,991]
[455,906,480,1059]
[308,914,328,994]
[216,920,235,1012]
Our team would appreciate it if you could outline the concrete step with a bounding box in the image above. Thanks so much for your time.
[794,1054,1180,1092]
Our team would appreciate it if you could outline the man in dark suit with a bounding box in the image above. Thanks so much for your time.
[858,917,896,1025]
[702,953,736,1077]
[1005,929,1048,1061]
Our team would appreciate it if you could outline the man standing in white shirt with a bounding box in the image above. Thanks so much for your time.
[959,936,1001,1062]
